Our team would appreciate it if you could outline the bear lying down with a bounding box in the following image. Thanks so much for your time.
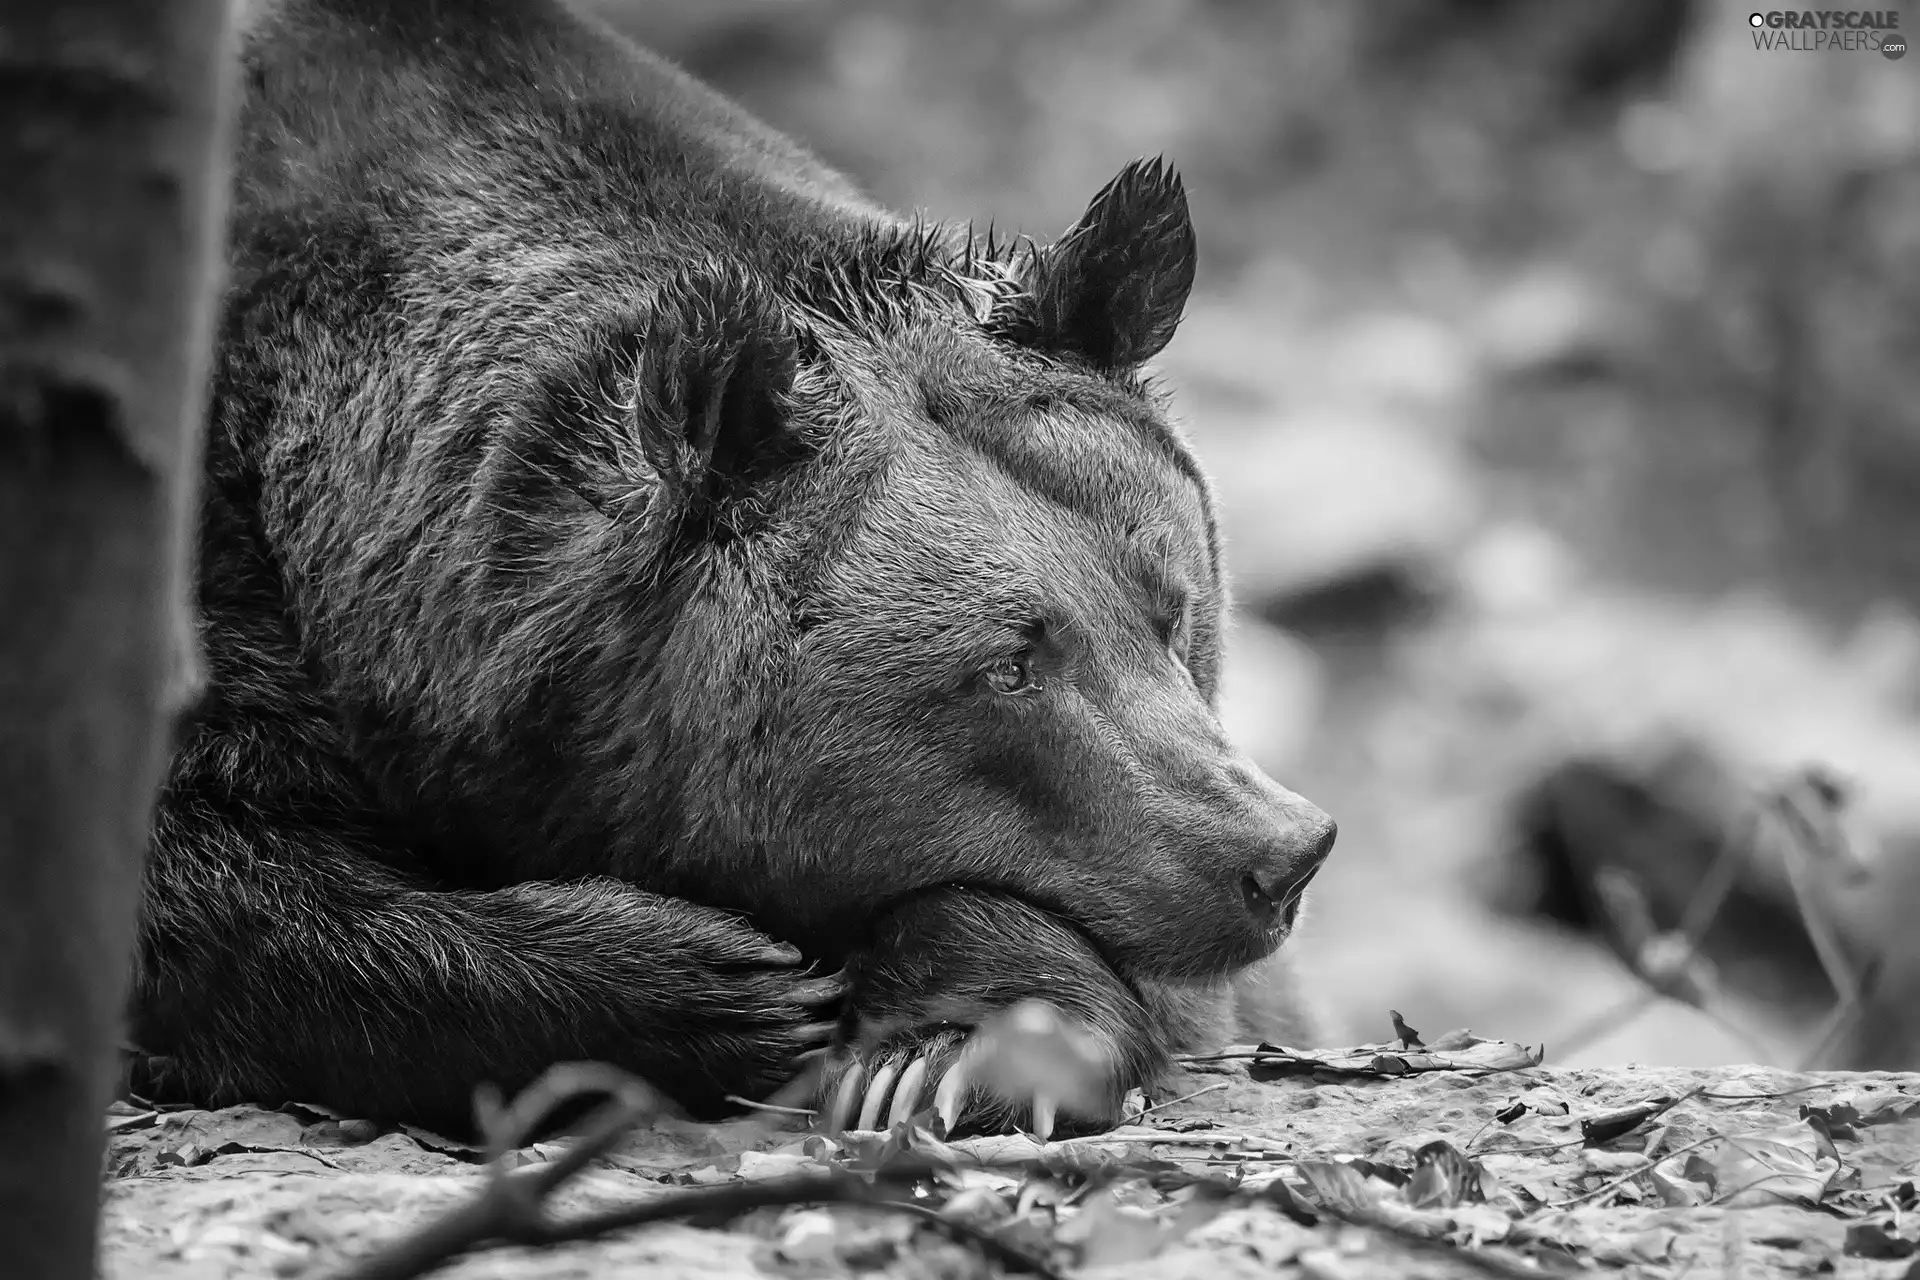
[130,0,1337,1137]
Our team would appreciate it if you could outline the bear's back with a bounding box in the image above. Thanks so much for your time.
[231,0,890,272]
[211,0,912,643]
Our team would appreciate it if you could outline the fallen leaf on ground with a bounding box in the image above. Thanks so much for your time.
[1648,1153,1714,1207]
[1706,1120,1846,1207]
[1404,1140,1482,1210]
[1581,1095,1681,1147]
[735,1149,820,1181]
[399,1125,486,1162]
[1248,1031,1543,1081]
[1860,1097,1920,1127]
[1292,1160,1387,1214]
[1845,1222,1918,1259]
[1057,1186,1179,1266]
[1499,1086,1574,1126]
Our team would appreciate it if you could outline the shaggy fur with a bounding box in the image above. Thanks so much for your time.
[131,0,1336,1133]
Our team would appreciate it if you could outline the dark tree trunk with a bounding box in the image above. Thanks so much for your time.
[0,4,236,1276]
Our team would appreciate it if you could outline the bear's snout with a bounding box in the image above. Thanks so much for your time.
[1203,754,1336,940]
[1239,810,1337,932]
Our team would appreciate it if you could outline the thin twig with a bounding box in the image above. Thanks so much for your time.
[1551,791,1801,1069]
[1548,1133,1723,1210]
[1172,1050,1551,1092]
[1795,997,1866,1074]
[1129,1081,1229,1121]
[1461,1110,1504,1156]
[527,1096,660,1198]
[1053,1131,1250,1148]
[1694,1082,1829,1102]
[333,1063,1070,1280]
[883,1197,1068,1277]
[520,1172,1061,1277]
[1780,817,1862,998]
[337,1146,1061,1280]
[1674,802,1756,944]
[724,1094,819,1117]
[1782,807,1882,1071]
[1489,1136,1593,1158]
[1769,771,1882,1072]
[1708,1169,1830,1207]
[1483,1080,1840,1165]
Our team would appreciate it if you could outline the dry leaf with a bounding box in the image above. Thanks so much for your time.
[1581,1095,1680,1147]
[398,1124,486,1162]
[947,1133,1049,1165]
[1801,1101,1862,1140]
[1259,1178,1320,1226]
[1491,1086,1574,1127]
[1648,1160,1711,1207]
[1405,1140,1484,1210]
[735,1150,818,1181]
[1293,1160,1384,1214]
[1058,1188,1175,1266]
[938,1185,1011,1227]
[1443,1202,1518,1248]
[1709,1121,1845,1207]
[1859,1097,1920,1128]
[1248,1032,1542,1082]
[1580,1150,1649,1176]
[1845,1223,1918,1260]
[106,1108,157,1134]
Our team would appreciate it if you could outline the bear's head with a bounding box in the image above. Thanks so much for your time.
[552,160,1334,986]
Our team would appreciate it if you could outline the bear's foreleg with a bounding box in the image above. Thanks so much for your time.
[132,800,841,1132]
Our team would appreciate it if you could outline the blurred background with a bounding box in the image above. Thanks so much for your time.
[594,0,1920,1072]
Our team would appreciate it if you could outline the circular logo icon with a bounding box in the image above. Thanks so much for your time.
[1749,11,1765,26]
[1884,33,1908,59]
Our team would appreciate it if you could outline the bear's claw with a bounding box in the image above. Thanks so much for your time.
[829,1061,865,1129]
[820,1026,1063,1139]
[931,1051,971,1133]
[887,1055,929,1128]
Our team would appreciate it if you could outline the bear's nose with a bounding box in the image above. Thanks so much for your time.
[1240,814,1337,927]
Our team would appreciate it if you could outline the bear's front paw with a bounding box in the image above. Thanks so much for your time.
[690,961,847,1105]
[818,1005,1130,1141]
[646,903,850,1108]
[817,887,1181,1139]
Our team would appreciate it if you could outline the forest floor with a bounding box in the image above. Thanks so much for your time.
[101,1050,1920,1278]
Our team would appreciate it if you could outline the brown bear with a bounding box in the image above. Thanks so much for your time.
[129,0,1336,1137]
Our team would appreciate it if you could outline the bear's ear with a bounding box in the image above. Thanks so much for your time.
[633,266,801,516]
[991,157,1197,370]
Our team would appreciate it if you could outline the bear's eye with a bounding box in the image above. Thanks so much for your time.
[983,653,1039,695]
[1157,610,1191,663]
